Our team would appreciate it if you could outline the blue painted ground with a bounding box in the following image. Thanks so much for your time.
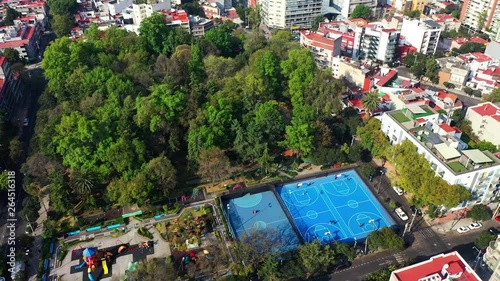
[223,191,300,252]
[276,169,395,244]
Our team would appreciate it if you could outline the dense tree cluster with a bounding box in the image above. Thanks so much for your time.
[33,16,349,215]
[403,53,440,83]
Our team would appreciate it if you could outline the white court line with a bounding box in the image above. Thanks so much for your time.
[334,199,373,209]
[321,180,355,237]
[355,181,392,226]
[291,209,333,221]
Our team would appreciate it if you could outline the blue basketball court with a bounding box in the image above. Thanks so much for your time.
[223,191,301,252]
[276,169,395,244]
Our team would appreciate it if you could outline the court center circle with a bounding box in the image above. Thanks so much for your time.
[253,221,267,230]
[347,200,359,208]
[307,210,318,219]
[233,193,263,208]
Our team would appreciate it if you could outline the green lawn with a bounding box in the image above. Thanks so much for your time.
[448,162,467,173]
[392,112,411,123]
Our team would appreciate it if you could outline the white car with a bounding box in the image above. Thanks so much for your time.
[23,118,29,127]
[395,208,409,221]
[469,222,483,230]
[393,186,404,196]
[457,226,471,233]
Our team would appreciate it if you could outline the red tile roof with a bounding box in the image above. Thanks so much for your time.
[163,9,189,24]
[413,87,425,93]
[416,118,426,123]
[480,67,500,77]
[376,70,397,86]
[470,102,499,116]
[300,31,339,50]
[493,115,500,122]
[439,123,455,133]
[0,56,6,67]
[0,25,35,49]
[459,52,493,63]
[392,252,480,281]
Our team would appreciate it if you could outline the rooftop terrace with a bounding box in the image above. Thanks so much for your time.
[387,106,500,175]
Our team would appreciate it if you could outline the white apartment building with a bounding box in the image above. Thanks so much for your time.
[465,103,500,146]
[381,105,500,208]
[483,235,500,281]
[300,30,342,69]
[259,0,323,29]
[460,0,500,35]
[325,0,377,19]
[131,0,171,26]
[400,18,441,56]
[359,23,399,63]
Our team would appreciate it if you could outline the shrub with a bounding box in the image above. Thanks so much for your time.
[137,227,154,240]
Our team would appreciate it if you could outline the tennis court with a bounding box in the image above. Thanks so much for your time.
[276,170,395,244]
[223,191,300,252]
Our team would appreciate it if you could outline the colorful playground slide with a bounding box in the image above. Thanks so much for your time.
[102,260,108,275]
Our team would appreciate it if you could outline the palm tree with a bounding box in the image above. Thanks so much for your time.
[70,170,96,196]
[362,91,381,116]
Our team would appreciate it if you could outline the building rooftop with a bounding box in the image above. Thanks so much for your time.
[469,102,500,117]
[386,104,500,174]
[376,70,397,86]
[458,52,494,63]
[391,251,481,281]
[301,30,340,50]
[422,19,441,29]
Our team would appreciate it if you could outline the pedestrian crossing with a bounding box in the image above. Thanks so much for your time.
[393,252,407,264]
[415,228,436,239]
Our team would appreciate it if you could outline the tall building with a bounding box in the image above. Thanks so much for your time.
[460,0,500,34]
[380,105,500,207]
[300,30,342,69]
[390,251,481,281]
[131,0,171,26]
[400,18,441,56]
[259,0,323,29]
[411,0,428,12]
[0,57,24,118]
[325,0,377,19]
[359,23,399,63]
[484,235,500,281]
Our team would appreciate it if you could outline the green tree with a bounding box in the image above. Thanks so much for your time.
[4,7,21,26]
[364,265,399,281]
[298,240,337,278]
[311,15,325,31]
[1,48,22,64]
[244,30,267,55]
[467,204,491,222]
[145,155,177,196]
[204,28,233,56]
[478,11,488,30]
[469,140,498,153]
[362,91,381,115]
[356,118,389,158]
[306,70,344,117]
[188,43,205,86]
[253,101,286,144]
[458,42,487,54]
[425,58,440,83]
[9,137,23,163]
[281,118,315,157]
[350,5,372,19]
[475,231,497,249]
[128,258,176,281]
[52,14,75,38]
[258,256,283,281]
[404,10,421,18]
[367,227,405,251]
[257,145,274,175]
[482,88,500,102]
[70,170,96,195]
[251,49,282,94]
[0,170,8,191]
[47,0,76,15]
[281,48,316,98]
[333,242,356,260]
[139,13,170,55]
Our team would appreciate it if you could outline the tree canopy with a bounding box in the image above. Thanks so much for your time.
[350,5,372,19]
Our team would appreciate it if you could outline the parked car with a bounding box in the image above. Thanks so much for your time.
[469,222,483,230]
[334,261,352,272]
[489,227,500,234]
[457,226,471,233]
[395,207,409,221]
[393,186,404,196]
[23,118,29,127]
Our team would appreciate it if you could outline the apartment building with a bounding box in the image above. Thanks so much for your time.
[359,23,399,63]
[465,103,500,146]
[466,67,500,94]
[324,0,377,19]
[300,30,342,69]
[331,57,376,92]
[189,16,214,37]
[411,0,428,12]
[460,0,500,34]
[259,0,323,29]
[0,19,42,61]
[400,18,441,56]
[131,0,171,26]
[381,105,500,207]
[484,235,500,281]
[431,13,461,32]
[316,21,362,57]
[437,57,470,90]
[458,52,498,78]
[0,57,23,118]
[390,252,480,281]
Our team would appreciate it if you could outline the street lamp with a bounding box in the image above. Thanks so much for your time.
[364,219,377,254]
[377,170,385,194]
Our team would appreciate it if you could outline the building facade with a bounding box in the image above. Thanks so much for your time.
[300,31,342,69]
[359,24,399,63]
[400,18,441,56]
[259,0,323,29]
[484,235,500,281]
[465,103,500,146]
[0,57,23,118]
[380,105,500,207]
[460,0,500,35]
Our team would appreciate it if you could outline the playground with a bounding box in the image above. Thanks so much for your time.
[276,169,395,244]
[223,190,301,252]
